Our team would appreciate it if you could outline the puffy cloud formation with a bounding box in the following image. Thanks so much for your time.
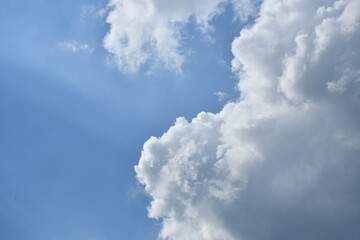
[135,0,360,239]
[103,0,258,72]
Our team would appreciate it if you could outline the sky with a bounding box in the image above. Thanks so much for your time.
[1,0,360,240]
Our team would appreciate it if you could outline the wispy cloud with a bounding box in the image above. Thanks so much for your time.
[80,5,97,22]
[57,41,93,53]
[214,91,227,101]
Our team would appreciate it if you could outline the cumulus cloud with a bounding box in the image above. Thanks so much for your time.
[103,0,258,73]
[58,41,93,53]
[135,0,360,239]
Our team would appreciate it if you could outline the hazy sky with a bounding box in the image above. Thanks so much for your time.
[1,0,360,240]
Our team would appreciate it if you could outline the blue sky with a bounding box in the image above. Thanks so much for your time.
[2,0,360,240]
[0,1,243,239]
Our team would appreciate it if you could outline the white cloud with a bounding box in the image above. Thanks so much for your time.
[214,91,227,101]
[102,0,258,73]
[135,0,360,239]
[80,5,96,22]
[58,41,93,53]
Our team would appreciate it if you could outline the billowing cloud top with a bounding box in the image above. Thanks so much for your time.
[103,0,258,72]
[132,0,360,239]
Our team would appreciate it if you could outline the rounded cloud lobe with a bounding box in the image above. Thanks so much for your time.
[135,0,360,239]
[103,0,258,72]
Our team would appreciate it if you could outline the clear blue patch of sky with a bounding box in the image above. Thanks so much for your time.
[0,0,247,239]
